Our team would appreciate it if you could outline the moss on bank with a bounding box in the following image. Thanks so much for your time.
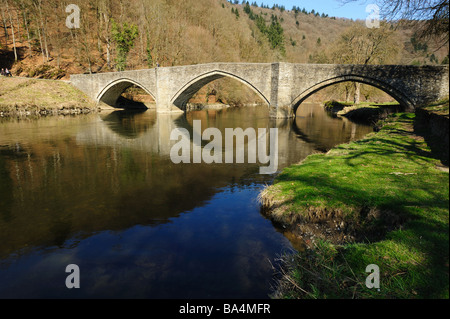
[261,104,449,299]
[0,77,98,117]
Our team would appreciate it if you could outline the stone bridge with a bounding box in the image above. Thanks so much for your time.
[70,62,449,118]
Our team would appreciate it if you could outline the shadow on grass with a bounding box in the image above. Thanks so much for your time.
[413,110,449,166]
[274,163,448,298]
[269,113,449,298]
[337,113,443,166]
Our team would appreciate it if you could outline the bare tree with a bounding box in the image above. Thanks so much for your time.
[22,10,32,56]
[4,0,17,61]
[1,6,8,47]
[98,0,114,69]
[343,0,449,47]
[331,22,401,103]
[32,0,49,63]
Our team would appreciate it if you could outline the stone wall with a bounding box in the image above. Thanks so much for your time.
[415,106,449,165]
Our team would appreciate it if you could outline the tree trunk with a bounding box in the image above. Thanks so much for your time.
[33,1,46,63]
[23,11,32,57]
[14,6,21,41]
[1,7,8,46]
[102,12,111,68]
[36,1,49,62]
[353,82,361,105]
[345,85,351,103]
[43,17,50,61]
[106,41,111,68]
[5,0,17,61]
[37,24,45,63]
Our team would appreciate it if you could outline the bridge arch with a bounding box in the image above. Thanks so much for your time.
[97,78,156,107]
[291,74,415,114]
[170,70,270,110]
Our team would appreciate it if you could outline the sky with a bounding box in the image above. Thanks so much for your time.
[253,0,372,20]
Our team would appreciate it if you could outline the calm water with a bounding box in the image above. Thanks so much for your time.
[0,103,372,298]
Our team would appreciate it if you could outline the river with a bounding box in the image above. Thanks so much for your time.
[0,103,372,298]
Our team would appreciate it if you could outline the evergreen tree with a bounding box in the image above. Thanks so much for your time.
[244,2,251,14]
[267,15,285,55]
[111,20,139,71]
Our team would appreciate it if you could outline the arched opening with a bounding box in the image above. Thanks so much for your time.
[97,78,156,110]
[291,75,414,117]
[171,71,269,111]
[291,76,413,129]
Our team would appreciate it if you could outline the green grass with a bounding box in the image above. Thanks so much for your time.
[263,112,449,299]
[420,97,449,116]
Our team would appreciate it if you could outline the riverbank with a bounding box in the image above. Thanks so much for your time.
[0,77,98,117]
[324,100,406,125]
[260,100,449,298]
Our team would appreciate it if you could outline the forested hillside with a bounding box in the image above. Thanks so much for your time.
[1,0,448,103]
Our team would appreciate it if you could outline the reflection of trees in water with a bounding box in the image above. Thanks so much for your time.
[0,113,270,259]
[0,104,373,260]
[0,136,256,259]
[294,103,373,151]
[0,154,14,224]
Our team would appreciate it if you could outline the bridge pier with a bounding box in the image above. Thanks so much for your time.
[268,63,296,118]
[153,66,185,114]
[269,105,294,118]
[155,105,185,115]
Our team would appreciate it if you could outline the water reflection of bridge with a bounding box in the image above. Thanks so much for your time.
[77,110,185,157]
[0,104,372,263]
[76,106,368,166]
[76,108,308,168]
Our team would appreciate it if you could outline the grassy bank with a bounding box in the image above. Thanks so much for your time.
[0,77,97,117]
[324,100,405,125]
[260,107,449,298]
